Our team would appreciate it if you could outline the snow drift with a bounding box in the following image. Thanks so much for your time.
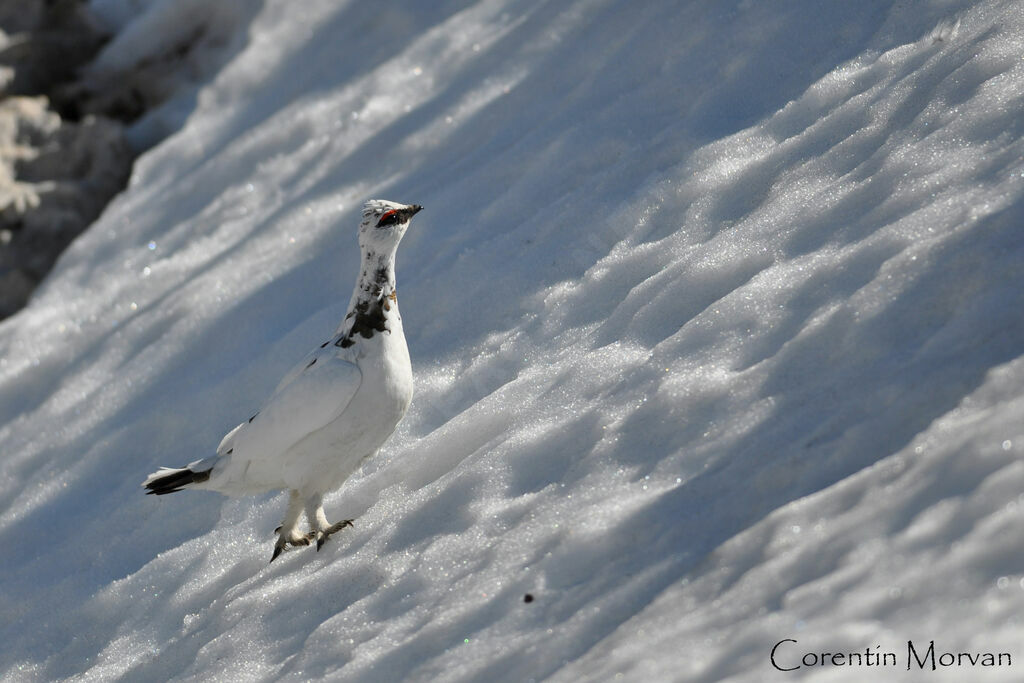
[1,0,1023,680]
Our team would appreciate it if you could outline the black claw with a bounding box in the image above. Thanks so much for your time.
[316,536,325,551]
[274,525,282,534]
[270,545,284,563]
[327,519,354,534]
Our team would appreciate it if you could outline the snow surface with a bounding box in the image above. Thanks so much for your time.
[2,0,1024,680]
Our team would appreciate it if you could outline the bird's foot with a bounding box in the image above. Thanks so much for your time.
[270,529,317,563]
[315,519,354,551]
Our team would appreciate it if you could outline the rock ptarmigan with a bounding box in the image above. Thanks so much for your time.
[143,200,422,561]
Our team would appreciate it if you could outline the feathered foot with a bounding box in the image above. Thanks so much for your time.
[268,491,355,561]
[305,493,353,551]
[270,490,311,563]
[270,528,316,562]
[315,519,354,551]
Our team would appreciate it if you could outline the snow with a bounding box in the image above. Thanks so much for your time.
[2,0,1023,680]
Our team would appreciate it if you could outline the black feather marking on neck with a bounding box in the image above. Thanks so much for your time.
[350,298,388,338]
[336,259,393,348]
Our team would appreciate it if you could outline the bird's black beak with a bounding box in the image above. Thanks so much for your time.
[402,205,423,220]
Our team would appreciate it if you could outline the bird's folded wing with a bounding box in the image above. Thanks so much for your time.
[230,357,363,464]
[217,423,244,456]
[272,346,324,395]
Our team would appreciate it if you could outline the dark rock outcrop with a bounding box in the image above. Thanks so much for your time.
[0,0,133,318]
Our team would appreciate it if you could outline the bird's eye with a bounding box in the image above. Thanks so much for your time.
[376,210,400,227]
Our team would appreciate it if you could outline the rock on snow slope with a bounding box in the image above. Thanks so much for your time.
[1,0,1023,680]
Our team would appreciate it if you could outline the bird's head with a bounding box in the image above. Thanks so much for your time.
[359,199,423,253]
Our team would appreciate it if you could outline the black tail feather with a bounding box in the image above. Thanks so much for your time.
[144,467,211,495]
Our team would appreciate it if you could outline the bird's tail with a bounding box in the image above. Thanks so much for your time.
[142,457,217,495]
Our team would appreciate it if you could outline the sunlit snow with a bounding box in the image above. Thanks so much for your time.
[1,0,1023,681]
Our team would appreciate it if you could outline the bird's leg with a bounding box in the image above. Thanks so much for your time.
[271,490,312,562]
[304,493,354,551]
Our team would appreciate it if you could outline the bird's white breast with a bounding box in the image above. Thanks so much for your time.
[281,302,412,493]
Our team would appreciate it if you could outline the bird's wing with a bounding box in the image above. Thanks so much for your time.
[230,354,362,465]
[271,345,326,395]
[216,422,244,456]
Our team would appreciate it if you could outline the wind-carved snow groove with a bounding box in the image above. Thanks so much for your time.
[1,1,1023,681]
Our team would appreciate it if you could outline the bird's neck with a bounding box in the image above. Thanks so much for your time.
[361,247,397,290]
[336,250,398,346]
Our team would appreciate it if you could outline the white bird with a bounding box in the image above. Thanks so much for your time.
[143,199,422,561]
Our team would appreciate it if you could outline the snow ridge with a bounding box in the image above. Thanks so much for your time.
[0,1,1022,681]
